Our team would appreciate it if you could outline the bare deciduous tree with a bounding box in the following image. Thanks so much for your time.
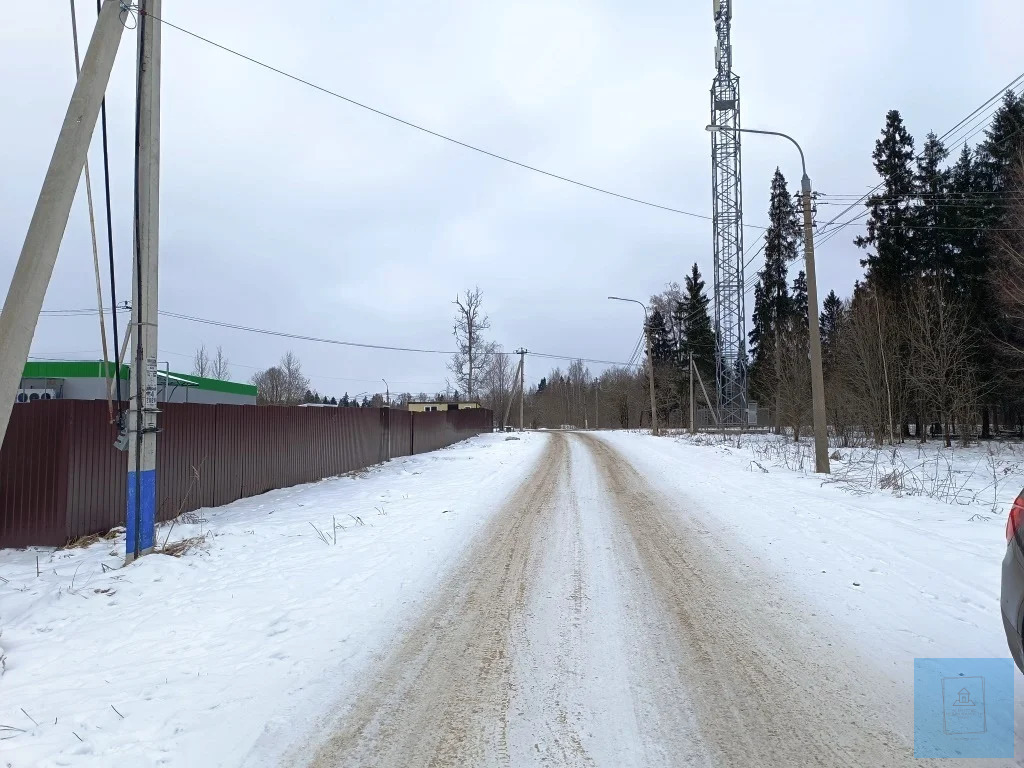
[251,366,286,405]
[904,281,979,446]
[448,287,493,400]
[251,351,309,405]
[834,290,908,445]
[279,351,310,405]
[775,328,812,441]
[210,346,231,380]
[192,345,210,378]
[481,347,517,428]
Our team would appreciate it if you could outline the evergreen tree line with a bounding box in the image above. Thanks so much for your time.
[750,91,1024,445]
[522,263,719,429]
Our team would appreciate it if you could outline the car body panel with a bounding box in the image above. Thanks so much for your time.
[1000,535,1024,673]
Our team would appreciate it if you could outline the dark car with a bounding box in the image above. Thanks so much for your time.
[1001,491,1024,672]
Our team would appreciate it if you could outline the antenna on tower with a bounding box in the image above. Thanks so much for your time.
[709,0,747,427]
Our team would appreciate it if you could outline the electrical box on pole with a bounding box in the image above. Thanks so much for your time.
[709,0,747,427]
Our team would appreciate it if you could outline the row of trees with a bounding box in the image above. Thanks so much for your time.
[749,91,1024,445]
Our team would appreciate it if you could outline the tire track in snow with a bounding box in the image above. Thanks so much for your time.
[302,433,567,767]
[577,433,982,768]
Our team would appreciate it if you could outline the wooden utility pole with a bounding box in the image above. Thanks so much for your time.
[515,348,527,431]
[0,0,125,451]
[126,0,162,562]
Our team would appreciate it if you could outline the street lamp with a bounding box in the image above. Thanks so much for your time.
[706,124,830,473]
[608,296,659,437]
[381,378,390,407]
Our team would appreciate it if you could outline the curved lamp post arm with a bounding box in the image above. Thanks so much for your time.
[607,296,649,322]
[706,124,807,182]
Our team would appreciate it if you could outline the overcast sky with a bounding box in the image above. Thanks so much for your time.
[1,1,1020,397]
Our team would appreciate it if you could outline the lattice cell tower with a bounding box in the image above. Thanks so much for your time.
[709,0,747,426]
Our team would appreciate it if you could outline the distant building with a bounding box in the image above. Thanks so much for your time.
[18,360,257,406]
[405,400,481,413]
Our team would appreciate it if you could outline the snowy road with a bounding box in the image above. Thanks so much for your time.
[295,431,974,767]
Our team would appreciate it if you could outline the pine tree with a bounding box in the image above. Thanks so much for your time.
[820,290,845,377]
[856,110,917,295]
[537,377,547,394]
[678,263,716,381]
[302,389,315,404]
[340,392,350,407]
[790,270,808,331]
[748,168,799,409]
[914,131,951,282]
[646,308,675,366]
[947,144,984,305]
[973,91,1024,435]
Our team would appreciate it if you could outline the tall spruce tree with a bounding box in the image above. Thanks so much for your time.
[790,270,808,331]
[914,131,951,283]
[974,91,1024,434]
[748,169,800,412]
[946,143,984,305]
[819,290,845,378]
[678,262,716,382]
[646,308,675,366]
[856,110,917,295]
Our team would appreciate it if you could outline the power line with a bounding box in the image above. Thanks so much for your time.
[142,10,769,230]
[160,310,456,354]
[813,70,1024,243]
[159,310,644,368]
[526,352,642,368]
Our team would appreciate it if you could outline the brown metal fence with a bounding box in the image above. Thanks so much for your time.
[0,401,492,548]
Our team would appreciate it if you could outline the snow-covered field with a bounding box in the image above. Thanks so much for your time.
[0,432,547,767]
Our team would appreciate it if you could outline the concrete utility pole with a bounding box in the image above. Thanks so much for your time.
[0,0,125,451]
[706,124,830,472]
[515,348,527,431]
[126,0,162,562]
[689,352,695,434]
[608,297,658,437]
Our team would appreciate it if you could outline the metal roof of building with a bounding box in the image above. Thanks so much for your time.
[22,360,257,397]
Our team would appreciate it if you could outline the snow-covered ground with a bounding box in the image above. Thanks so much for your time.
[2,428,1021,766]
[683,429,1024,514]
[0,432,547,767]
[602,430,1023,739]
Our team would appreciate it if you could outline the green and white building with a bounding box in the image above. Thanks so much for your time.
[18,360,257,406]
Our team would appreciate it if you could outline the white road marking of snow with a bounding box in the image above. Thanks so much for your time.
[598,430,1024,755]
[0,432,547,768]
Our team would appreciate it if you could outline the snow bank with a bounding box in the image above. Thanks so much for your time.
[0,432,547,767]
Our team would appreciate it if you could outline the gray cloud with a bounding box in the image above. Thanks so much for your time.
[1,0,1018,396]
